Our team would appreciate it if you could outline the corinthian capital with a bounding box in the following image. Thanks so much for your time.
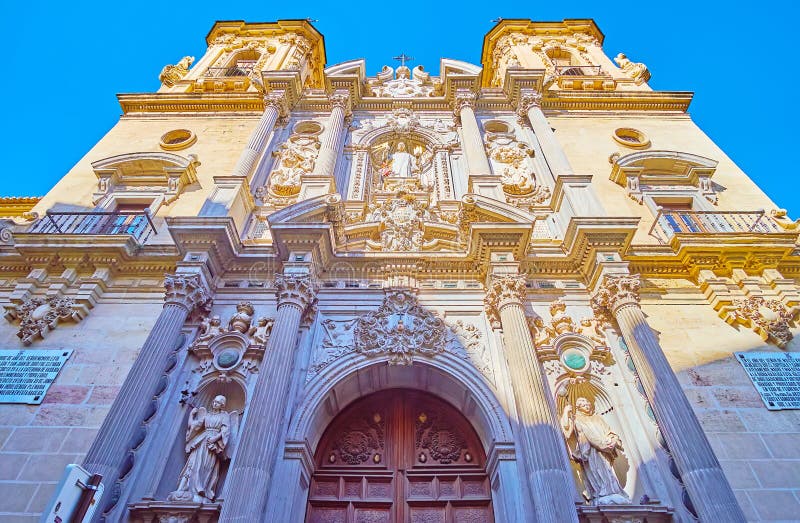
[264,91,289,118]
[516,89,543,119]
[485,275,528,315]
[453,89,478,119]
[275,274,317,311]
[164,273,212,313]
[329,90,352,116]
[591,274,641,316]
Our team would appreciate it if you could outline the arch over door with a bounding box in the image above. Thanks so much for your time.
[306,389,494,523]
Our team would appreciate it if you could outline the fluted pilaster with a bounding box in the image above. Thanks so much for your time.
[83,273,210,521]
[485,275,579,523]
[517,89,573,177]
[454,89,491,176]
[312,90,351,185]
[592,274,746,522]
[219,274,316,522]
[231,91,288,179]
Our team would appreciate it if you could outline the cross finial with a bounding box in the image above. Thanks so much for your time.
[393,53,413,67]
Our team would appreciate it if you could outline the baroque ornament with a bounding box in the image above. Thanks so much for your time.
[415,409,467,464]
[159,56,194,87]
[730,295,799,348]
[10,295,82,346]
[485,129,537,196]
[614,53,650,85]
[265,133,321,197]
[354,289,447,365]
[484,275,528,318]
[365,193,434,252]
[591,275,641,318]
[368,65,440,98]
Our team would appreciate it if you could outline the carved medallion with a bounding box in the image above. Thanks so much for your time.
[354,289,447,365]
[415,409,467,464]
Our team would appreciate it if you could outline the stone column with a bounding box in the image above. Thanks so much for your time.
[517,89,573,177]
[592,274,746,522]
[219,275,316,522]
[83,274,210,520]
[485,275,579,523]
[231,91,288,179]
[454,89,491,176]
[312,90,351,181]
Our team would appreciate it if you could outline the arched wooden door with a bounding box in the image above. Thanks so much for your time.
[306,389,494,523]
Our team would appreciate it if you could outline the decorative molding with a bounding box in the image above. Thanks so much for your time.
[729,295,799,348]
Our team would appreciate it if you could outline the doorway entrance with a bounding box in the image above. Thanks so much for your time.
[305,389,494,522]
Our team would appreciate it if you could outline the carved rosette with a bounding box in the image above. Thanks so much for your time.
[730,296,798,348]
[484,275,528,316]
[164,274,211,314]
[353,289,447,365]
[275,274,316,312]
[13,295,81,346]
[415,409,467,464]
[591,275,641,317]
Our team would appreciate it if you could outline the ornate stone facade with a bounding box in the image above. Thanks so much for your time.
[0,17,796,523]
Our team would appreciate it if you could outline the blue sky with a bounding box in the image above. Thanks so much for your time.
[4,1,798,216]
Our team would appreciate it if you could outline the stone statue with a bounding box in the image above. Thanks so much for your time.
[159,56,194,87]
[228,302,254,333]
[168,395,233,503]
[248,316,274,346]
[196,315,224,342]
[561,397,630,505]
[614,53,650,85]
[390,142,417,177]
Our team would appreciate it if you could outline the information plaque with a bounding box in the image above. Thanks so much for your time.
[0,349,72,404]
[736,352,800,410]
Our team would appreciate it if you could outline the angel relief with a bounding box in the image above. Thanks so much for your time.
[168,395,240,503]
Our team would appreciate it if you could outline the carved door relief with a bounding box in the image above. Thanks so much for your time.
[306,389,494,523]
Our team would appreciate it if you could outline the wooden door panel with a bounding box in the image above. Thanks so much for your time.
[306,390,493,523]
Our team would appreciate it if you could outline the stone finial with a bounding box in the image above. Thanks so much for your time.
[164,273,212,314]
[275,274,316,311]
[484,275,528,316]
[591,274,641,316]
[159,56,194,87]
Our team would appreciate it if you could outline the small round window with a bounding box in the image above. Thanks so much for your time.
[613,127,650,148]
[159,129,197,150]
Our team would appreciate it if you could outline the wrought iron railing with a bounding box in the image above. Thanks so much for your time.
[555,65,603,76]
[649,210,782,243]
[28,211,157,244]
[204,64,256,78]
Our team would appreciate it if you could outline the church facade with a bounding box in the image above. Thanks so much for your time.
[0,18,798,523]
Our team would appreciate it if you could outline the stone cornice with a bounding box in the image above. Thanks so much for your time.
[118,89,693,116]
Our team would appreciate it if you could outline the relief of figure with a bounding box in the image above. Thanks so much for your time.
[228,302,254,334]
[579,318,607,345]
[390,142,417,178]
[168,395,234,503]
[249,316,274,346]
[561,397,631,505]
[196,315,224,343]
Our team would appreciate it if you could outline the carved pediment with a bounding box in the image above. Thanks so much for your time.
[91,152,199,204]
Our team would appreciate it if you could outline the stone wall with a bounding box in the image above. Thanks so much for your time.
[643,296,800,522]
[0,300,160,522]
